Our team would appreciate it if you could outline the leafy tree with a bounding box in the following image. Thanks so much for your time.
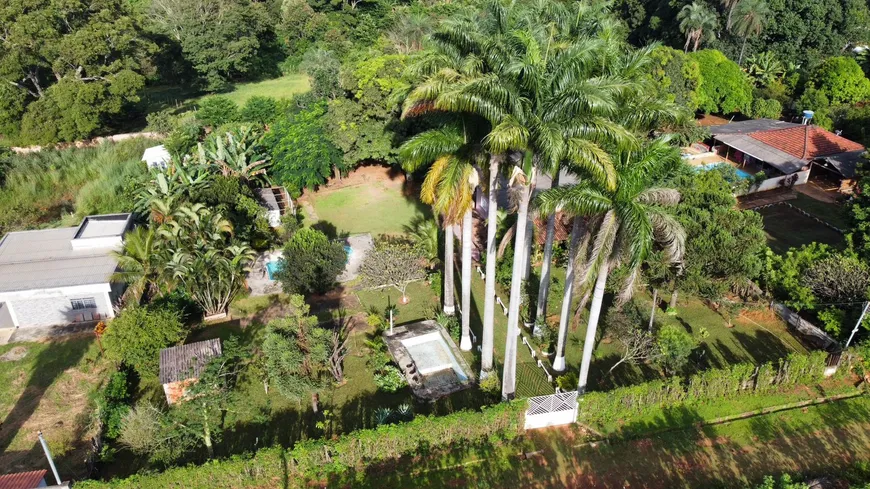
[1,0,155,144]
[262,296,332,411]
[239,96,279,126]
[404,216,440,268]
[102,307,185,379]
[96,369,133,440]
[692,50,754,114]
[796,87,834,129]
[300,48,341,100]
[359,240,427,303]
[605,302,658,374]
[267,102,344,196]
[747,52,786,87]
[670,168,767,302]
[750,98,783,119]
[648,46,703,112]
[275,228,346,295]
[803,254,870,304]
[373,366,407,393]
[753,474,810,489]
[655,324,696,374]
[807,56,870,105]
[195,126,271,187]
[197,97,239,128]
[147,0,279,91]
[678,2,718,52]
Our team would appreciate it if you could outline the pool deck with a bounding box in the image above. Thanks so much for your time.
[383,320,475,401]
[337,233,374,283]
[247,250,284,296]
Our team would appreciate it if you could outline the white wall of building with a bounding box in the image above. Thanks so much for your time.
[0,283,114,328]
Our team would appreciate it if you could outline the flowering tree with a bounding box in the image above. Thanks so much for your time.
[359,240,426,303]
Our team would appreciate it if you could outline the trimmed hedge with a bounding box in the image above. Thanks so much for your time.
[77,402,525,488]
[581,351,854,431]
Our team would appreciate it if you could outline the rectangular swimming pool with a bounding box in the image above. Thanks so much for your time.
[266,261,281,280]
[401,332,468,381]
[696,162,753,180]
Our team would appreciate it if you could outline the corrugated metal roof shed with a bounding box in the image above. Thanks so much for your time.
[0,470,47,489]
[159,339,222,384]
[816,150,867,178]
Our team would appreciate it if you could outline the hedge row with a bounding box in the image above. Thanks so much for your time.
[77,401,525,488]
[581,351,853,429]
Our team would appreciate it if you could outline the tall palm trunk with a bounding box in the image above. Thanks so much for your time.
[670,287,679,310]
[520,214,534,281]
[536,172,560,323]
[553,218,582,372]
[577,261,609,394]
[738,37,748,65]
[481,155,502,375]
[649,288,658,331]
[502,176,534,400]
[460,208,473,350]
[443,224,456,315]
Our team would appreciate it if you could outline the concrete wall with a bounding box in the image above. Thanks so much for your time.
[742,169,810,195]
[0,303,14,328]
[5,286,112,327]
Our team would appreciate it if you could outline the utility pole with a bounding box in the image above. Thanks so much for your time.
[845,301,870,349]
[38,431,62,486]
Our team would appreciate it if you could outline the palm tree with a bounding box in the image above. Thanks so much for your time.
[112,227,164,305]
[197,126,272,187]
[404,0,682,396]
[678,2,719,52]
[404,215,440,269]
[721,0,740,30]
[400,124,482,350]
[538,138,686,393]
[747,51,785,86]
[732,0,770,64]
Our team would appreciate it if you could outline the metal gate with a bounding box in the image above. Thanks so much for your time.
[524,391,578,430]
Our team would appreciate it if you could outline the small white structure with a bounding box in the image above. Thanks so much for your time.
[0,214,132,329]
[524,391,578,430]
[142,145,171,170]
[255,187,293,227]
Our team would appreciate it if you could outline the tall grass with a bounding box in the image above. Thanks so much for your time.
[0,139,152,235]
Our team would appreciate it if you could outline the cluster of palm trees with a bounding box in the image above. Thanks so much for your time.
[679,0,770,63]
[114,127,270,316]
[400,0,689,398]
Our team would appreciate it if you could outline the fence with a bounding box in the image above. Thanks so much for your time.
[771,302,839,351]
[524,391,578,430]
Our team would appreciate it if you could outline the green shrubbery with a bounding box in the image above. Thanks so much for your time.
[581,350,849,433]
[78,401,525,488]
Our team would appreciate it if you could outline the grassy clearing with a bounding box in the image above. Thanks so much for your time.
[790,193,849,230]
[0,336,106,478]
[0,139,151,235]
[355,281,440,325]
[558,290,806,391]
[756,204,844,253]
[306,182,431,236]
[137,74,310,117]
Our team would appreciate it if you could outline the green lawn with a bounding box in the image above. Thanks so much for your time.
[136,74,310,120]
[307,182,431,236]
[0,337,105,478]
[355,281,440,325]
[790,193,849,230]
[756,203,844,254]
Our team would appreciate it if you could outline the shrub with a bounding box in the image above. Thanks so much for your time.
[145,109,178,134]
[373,365,407,393]
[750,98,783,119]
[275,228,346,295]
[164,119,204,159]
[808,56,870,105]
[102,306,185,379]
[197,96,239,127]
[239,96,279,126]
[97,369,134,440]
[655,324,696,374]
[692,49,754,114]
[479,372,502,402]
[556,372,578,391]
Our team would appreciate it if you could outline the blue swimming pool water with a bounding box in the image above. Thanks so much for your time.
[696,162,753,180]
[266,261,281,280]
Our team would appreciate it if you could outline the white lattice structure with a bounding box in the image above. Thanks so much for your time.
[524,391,578,430]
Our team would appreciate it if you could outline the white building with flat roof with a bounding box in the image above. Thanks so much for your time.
[0,214,132,329]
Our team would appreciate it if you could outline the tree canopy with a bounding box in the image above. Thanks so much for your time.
[692,49,754,114]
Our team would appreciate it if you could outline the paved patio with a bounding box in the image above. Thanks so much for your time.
[337,233,374,283]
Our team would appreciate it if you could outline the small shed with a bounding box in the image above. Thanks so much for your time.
[0,470,48,489]
[159,339,222,405]
[255,187,294,227]
[141,145,171,170]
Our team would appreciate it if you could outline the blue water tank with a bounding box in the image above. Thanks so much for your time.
[802,110,815,120]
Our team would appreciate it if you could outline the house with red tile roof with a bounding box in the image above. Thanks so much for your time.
[0,470,48,489]
[708,119,866,193]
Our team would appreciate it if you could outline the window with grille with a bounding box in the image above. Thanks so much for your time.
[71,298,97,310]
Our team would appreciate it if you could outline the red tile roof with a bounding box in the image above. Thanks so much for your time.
[750,125,864,160]
[0,470,47,489]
